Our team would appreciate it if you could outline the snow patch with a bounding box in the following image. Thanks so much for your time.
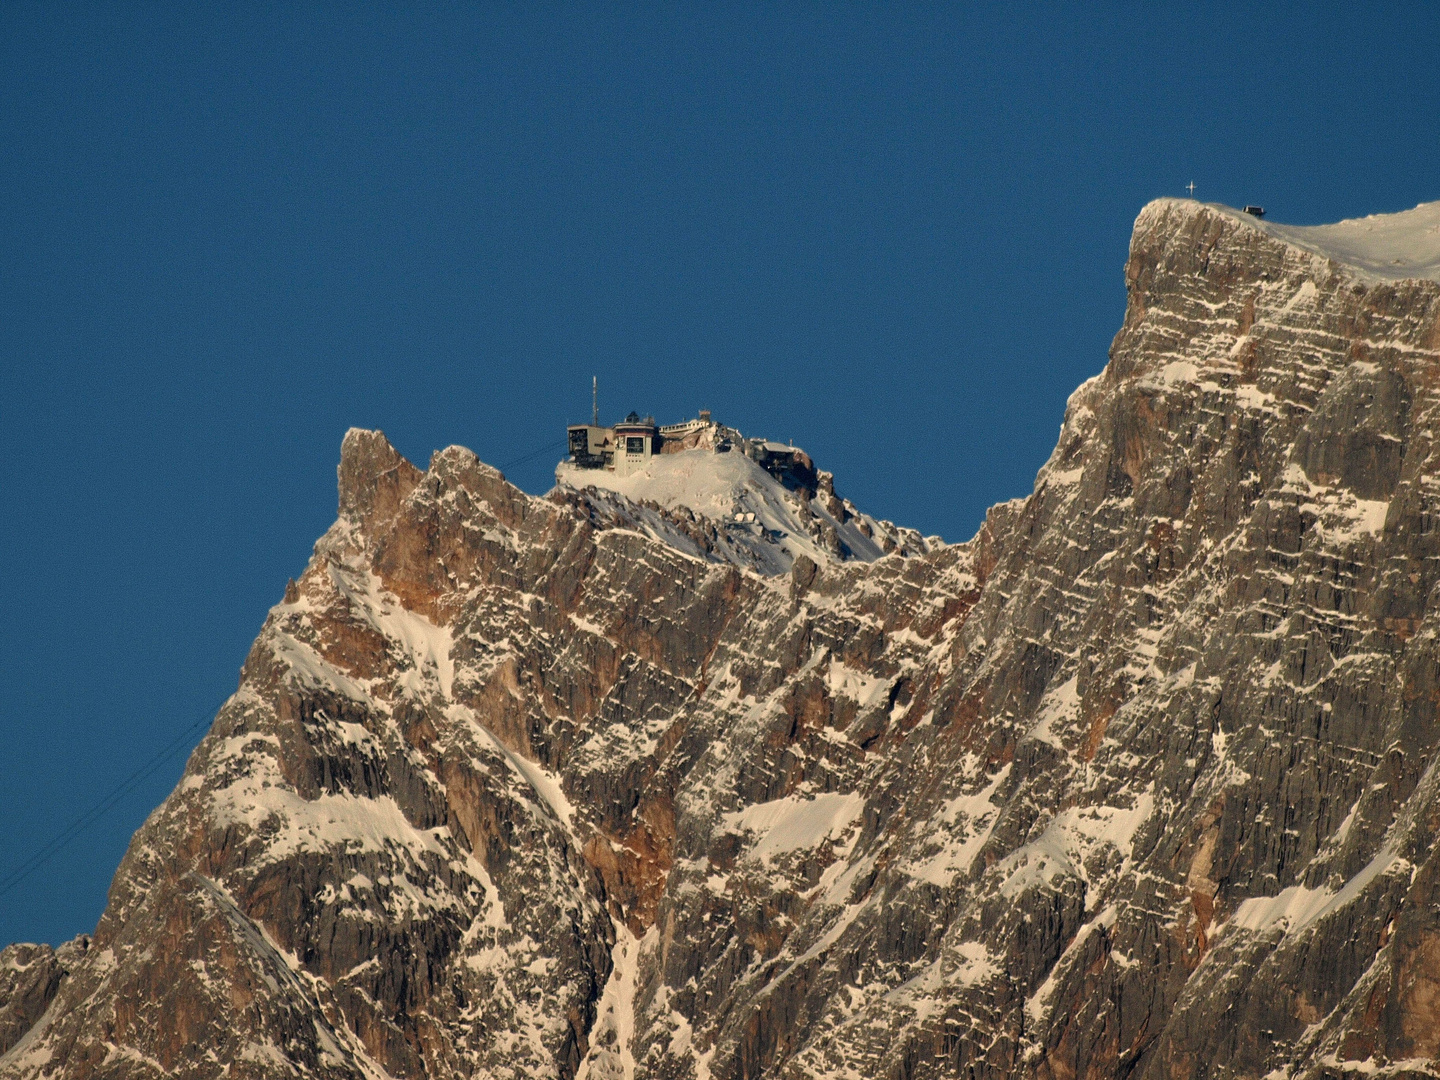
[1227,842,1407,936]
[902,764,1011,885]
[1156,198,1440,283]
[1262,201,1440,283]
[330,567,455,698]
[1029,676,1079,748]
[576,926,654,1080]
[453,703,577,828]
[725,792,867,865]
[996,785,1154,900]
[556,447,896,572]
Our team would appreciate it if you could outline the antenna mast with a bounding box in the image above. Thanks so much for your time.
[592,376,598,425]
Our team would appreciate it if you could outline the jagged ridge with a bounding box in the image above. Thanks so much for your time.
[5,197,1440,1080]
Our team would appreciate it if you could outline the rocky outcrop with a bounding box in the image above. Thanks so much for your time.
[0,941,86,1057]
[5,199,1440,1080]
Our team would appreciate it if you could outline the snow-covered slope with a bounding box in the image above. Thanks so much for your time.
[555,445,933,574]
[1176,198,1440,282]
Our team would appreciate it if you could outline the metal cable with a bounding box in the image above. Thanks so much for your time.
[0,711,214,899]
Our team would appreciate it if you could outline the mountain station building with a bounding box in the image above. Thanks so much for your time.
[567,411,661,478]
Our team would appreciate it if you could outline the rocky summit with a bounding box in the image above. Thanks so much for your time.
[6,197,1440,1080]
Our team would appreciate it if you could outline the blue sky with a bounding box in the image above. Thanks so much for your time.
[3,3,1438,946]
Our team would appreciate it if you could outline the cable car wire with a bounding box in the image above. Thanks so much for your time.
[0,710,215,900]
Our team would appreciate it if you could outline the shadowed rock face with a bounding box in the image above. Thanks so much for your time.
[6,199,1440,1080]
[0,942,86,1058]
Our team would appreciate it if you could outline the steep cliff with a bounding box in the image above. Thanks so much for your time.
[5,198,1440,1080]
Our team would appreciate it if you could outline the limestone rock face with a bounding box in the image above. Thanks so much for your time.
[0,942,85,1058]
[6,199,1440,1080]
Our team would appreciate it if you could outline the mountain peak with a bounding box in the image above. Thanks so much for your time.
[555,420,936,574]
[10,197,1440,1079]
[337,427,422,526]
[1140,196,1440,282]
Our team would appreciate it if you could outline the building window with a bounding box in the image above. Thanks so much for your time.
[626,436,646,454]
